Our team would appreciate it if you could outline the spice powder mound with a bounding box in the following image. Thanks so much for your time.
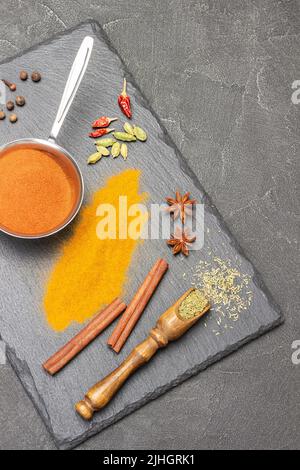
[178,289,209,320]
[44,169,148,332]
[0,148,77,235]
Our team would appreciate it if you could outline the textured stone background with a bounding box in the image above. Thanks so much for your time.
[0,0,299,450]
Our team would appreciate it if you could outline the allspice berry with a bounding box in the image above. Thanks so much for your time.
[0,110,6,120]
[31,71,41,82]
[20,70,28,81]
[6,100,14,111]
[9,114,18,123]
[16,95,25,107]
[2,80,16,91]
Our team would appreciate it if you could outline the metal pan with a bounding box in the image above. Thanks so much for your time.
[0,36,93,239]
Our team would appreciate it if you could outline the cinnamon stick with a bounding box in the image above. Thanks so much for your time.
[108,259,169,353]
[107,259,165,348]
[43,298,126,375]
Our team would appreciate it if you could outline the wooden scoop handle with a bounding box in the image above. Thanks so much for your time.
[76,288,210,420]
[76,330,165,420]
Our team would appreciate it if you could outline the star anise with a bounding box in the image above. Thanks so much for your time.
[165,191,196,223]
[167,227,196,256]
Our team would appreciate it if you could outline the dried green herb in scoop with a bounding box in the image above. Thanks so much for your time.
[178,289,209,320]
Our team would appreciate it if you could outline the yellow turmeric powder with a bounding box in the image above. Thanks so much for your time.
[44,169,148,331]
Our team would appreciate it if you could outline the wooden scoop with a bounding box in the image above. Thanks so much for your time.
[75,288,210,420]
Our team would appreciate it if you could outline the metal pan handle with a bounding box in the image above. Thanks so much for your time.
[49,36,93,142]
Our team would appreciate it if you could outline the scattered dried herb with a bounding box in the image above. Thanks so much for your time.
[167,227,196,256]
[178,289,209,320]
[89,127,115,139]
[133,125,147,142]
[118,78,132,118]
[92,116,118,128]
[190,257,253,334]
[113,131,136,142]
[166,191,196,223]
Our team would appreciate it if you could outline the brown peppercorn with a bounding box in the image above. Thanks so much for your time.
[2,79,16,91]
[31,71,41,82]
[6,100,14,111]
[9,114,18,123]
[0,110,6,120]
[19,70,28,81]
[16,95,25,107]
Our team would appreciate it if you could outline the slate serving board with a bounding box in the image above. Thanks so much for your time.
[0,21,282,449]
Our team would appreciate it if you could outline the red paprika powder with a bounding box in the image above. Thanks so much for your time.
[0,147,78,236]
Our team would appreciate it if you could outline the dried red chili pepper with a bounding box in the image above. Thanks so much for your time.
[92,116,118,129]
[89,127,115,138]
[118,78,132,119]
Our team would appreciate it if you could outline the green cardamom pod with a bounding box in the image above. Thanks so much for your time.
[111,142,121,158]
[123,122,134,135]
[96,145,110,156]
[113,131,137,142]
[94,138,116,147]
[87,152,102,164]
[133,126,147,142]
[120,143,128,160]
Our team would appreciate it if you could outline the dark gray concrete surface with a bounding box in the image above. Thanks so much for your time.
[0,22,282,449]
[0,0,299,450]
